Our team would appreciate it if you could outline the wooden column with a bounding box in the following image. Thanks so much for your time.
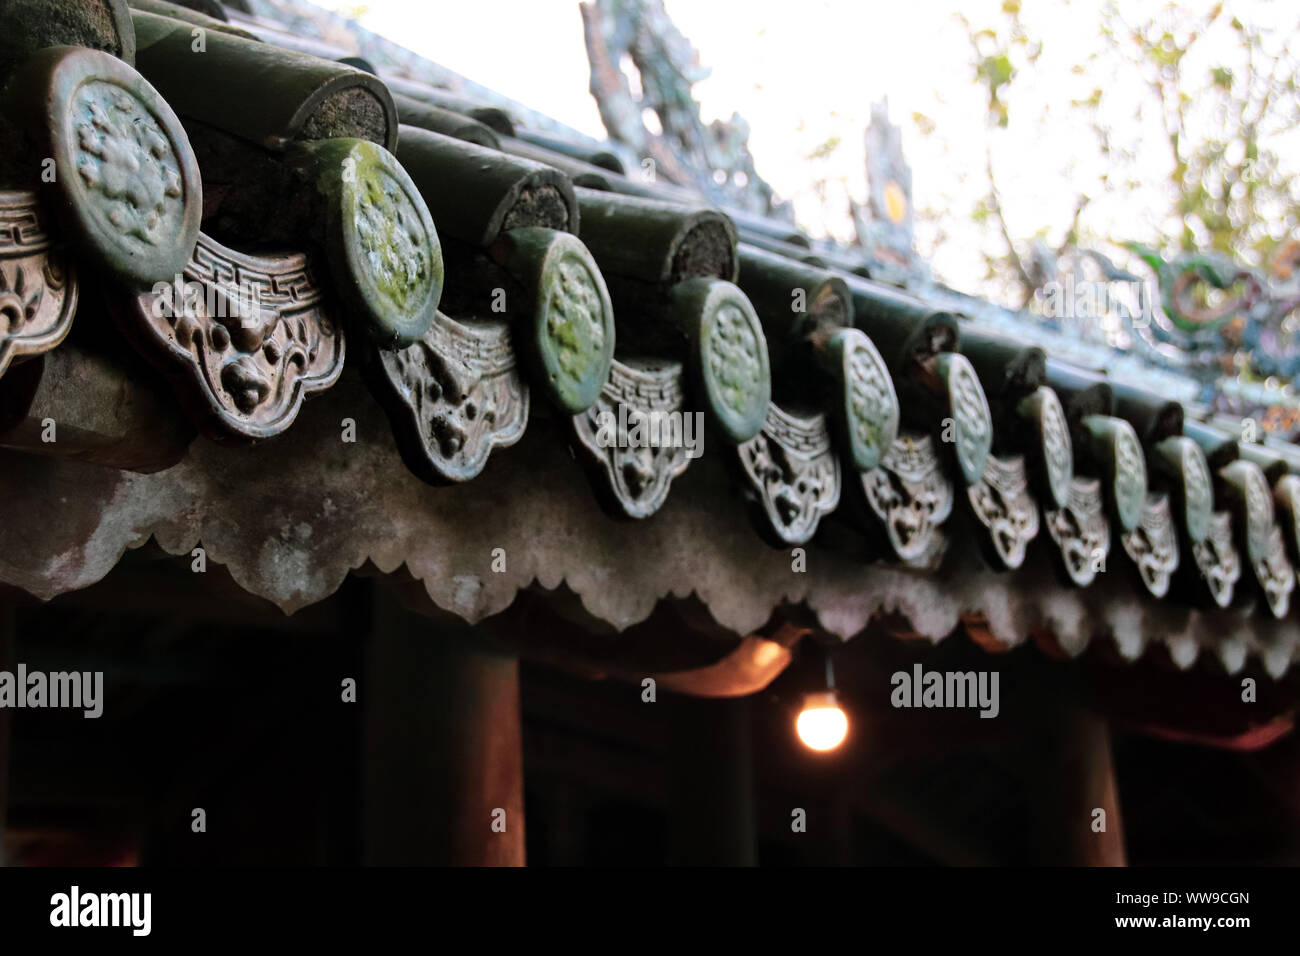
[668,695,757,866]
[1027,701,1127,866]
[362,595,525,866]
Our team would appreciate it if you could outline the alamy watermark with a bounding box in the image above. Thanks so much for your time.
[890,664,999,718]
[50,886,150,936]
[1030,274,1157,328]
[593,404,704,459]
[149,274,265,326]
[0,664,103,718]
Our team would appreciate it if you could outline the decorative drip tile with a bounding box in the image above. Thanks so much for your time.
[967,453,1039,571]
[1191,511,1241,609]
[1045,476,1111,587]
[1120,493,1179,598]
[368,311,528,483]
[126,232,343,440]
[737,402,840,545]
[571,357,692,519]
[0,191,77,378]
[861,431,954,568]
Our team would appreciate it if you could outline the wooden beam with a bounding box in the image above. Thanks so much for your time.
[0,338,194,474]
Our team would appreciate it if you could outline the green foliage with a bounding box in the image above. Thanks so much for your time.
[806,135,842,162]
[957,0,1300,301]
[911,111,936,136]
[1100,1,1299,267]
[960,7,1040,132]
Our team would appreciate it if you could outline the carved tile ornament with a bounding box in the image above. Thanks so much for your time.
[1192,511,1241,608]
[670,278,770,444]
[572,358,692,519]
[737,403,841,545]
[861,431,954,568]
[1244,462,1293,617]
[1240,460,1276,564]
[1174,436,1214,544]
[1083,414,1148,533]
[1045,476,1111,587]
[1120,494,1179,599]
[967,454,1039,571]
[1224,459,1294,618]
[1274,473,1300,566]
[1112,420,1149,532]
[934,351,992,486]
[824,327,899,472]
[0,192,77,378]
[709,300,767,425]
[538,238,610,404]
[497,227,615,415]
[10,47,201,287]
[1014,386,1073,511]
[1255,525,1295,619]
[295,138,441,349]
[1033,386,1074,510]
[368,311,528,483]
[126,233,343,440]
[354,170,429,317]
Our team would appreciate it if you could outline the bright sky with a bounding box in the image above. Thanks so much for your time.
[313,0,1298,302]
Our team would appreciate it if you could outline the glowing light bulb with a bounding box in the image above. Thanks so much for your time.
[796,690,848,752]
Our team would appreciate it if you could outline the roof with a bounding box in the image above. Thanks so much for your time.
[0,0,1298,682]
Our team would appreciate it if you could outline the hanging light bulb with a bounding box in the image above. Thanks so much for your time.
[796,654,848,752]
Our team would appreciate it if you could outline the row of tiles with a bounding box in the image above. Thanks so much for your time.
[0,1,1298,622]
